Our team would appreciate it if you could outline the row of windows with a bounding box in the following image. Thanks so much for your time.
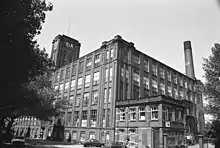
[66,88,112,107]
[55,68,113,93]
[65,109,110,128]
[55,48,116,81]
[15,117,52,126]
[121,80,196,102]
[116,106,184,122]
[122,66,195,91]
[121,66,197,101]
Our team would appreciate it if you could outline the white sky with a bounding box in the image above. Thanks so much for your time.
[36,0,220,81]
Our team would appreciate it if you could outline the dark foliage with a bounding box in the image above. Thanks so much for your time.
[0,0,67,143]
[203,43,220,119]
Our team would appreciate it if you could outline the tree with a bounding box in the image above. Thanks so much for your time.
[203,43,220,119]
[0,0,58,143]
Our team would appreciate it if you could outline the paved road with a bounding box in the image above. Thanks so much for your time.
[31,144,97,148]
[30,143,215,148]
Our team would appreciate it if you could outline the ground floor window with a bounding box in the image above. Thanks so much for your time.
[65,131,70,140]
[72,131,77,140]
[106,132,110,143]
[89,132,96,139]
[129,128,136,144]
[80,131,86,142]
[101,132,105,143]
[167,131,184,146]
[118,129,126,142]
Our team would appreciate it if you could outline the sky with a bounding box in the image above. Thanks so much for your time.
[36,0,220,82]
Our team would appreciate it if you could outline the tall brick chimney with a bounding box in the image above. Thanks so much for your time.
[184,41,195,79]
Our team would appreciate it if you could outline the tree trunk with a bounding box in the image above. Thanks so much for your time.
[0,117,6,145]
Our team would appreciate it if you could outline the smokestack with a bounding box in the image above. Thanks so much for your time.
[184,41,195,79]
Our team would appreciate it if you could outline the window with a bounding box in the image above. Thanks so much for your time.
[144,59,149,72]
[86,58,92,70]
[185,81,187,88]
[60,70,64,80]
[133,86,140,99]
[72,65,76,76]
[66,68,70,78]
[167,70,171,82]
[169,108,175,121]
[180,90,184,99]
[173,73,177,84]
[180,78,183,87]
[55,72,60,82]
[54,85,58,91]
[63,96,68,103]
[90,110,97,127]
[152,80,158,93]
[175,109,183,121]
[93,71,100,85]
[133,72,140,86]
[160,67,164,79]
[78,61,84,73]
[119,108,125,121]
[106,109,110,127]
[174,88,178,99]
[80,132,86,142]
[168,86,172,96]
[105,68,109,82]
[110,48,114,58]
[163,107,169,121]
[189,83,192,90]
[75,94,81,107]
[108,88,112,103]
[151,106,158,120]
[121,67,124,77]
[64,81,69,92]
[82,111,88,127]
[139,107,146,120]
[129,108,136,121]
[77,77,83,89]
[69,95,74,107]
[70,79,75,91]
[83,93,89,106]
[74,111,79,127]
[94,53,101,66]
[104,89,107,103]
[132,54,140,64]
[143,76,149,89]
[59,83,64,94]
[66,112,72,127]
[160,83,165,95]
[72,131,77,140]
[193,84,196,92]
[152,63,157,76]
[109,67,113,81]
[106,50,109,60]
[65,42,73,48]
[85,75,91,87]
[125,68,129,81]
[102,109,106,127]
[91,90,98,105]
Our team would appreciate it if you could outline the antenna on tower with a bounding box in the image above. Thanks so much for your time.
[67,19,71,36]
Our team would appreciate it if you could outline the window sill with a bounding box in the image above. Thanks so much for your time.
[119,120,125,122]
[129,120,136,122]
[150,119,159,121]
[138,119,146,121]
